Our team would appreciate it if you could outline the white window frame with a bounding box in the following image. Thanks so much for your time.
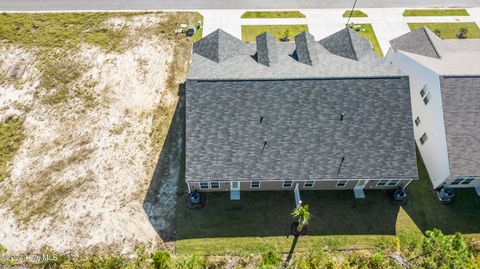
[450,178,463,185]
[336,180,348,188]
[199,182,209,189]
[423,92,431,105]
[420,133,428,145]
[387,180,400,186]
[283,180,293,188]
[376,180,389,186]
[461,178,475,185]
[210,181,220,189]
[250,181,261,189]
[414,116,421,126]
[304,180,315,188]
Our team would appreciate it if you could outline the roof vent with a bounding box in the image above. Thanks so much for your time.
[294,32,318,66]
[256,32,278,66]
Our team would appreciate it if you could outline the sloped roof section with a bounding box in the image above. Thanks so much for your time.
[440,76,480,177]
[319,27,374,61]
[256,32,277,66]
[390,27,442,59]
[192,29,246,63]
[186,78,417,181]
[294,32,318,66]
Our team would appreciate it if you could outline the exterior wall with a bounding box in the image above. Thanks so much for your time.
[386,50,450,189]
[188,179,412,192]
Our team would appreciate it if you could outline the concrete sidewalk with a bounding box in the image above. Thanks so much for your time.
[201,7,480,56]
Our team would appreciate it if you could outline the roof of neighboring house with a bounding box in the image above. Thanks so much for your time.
[390,27,480,75]
[186,29,418,182]
[188,28,405,80]
[440,76,480,177]
[391,27,480,177]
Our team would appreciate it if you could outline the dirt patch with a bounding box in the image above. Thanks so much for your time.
[0,11,200,254]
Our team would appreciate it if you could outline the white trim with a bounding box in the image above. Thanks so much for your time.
[187,182,191,193]
[199,182,209,189]
[210,181,220,189]
[404,179,414,188]
[282,180,293,188]
[250,181,261,189]
[303,180,315,188]
[336,180,348,188]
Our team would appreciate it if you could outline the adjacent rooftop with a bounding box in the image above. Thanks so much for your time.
[391,27,480,177]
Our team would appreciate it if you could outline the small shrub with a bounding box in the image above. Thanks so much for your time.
[175,254,207,269]
[258,250,281,269]
[419,229,472,268]
[152,251,171,269]
[0,244,6,254]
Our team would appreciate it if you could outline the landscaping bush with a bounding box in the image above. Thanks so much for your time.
[258,250,281,269]
[152,251,171,269]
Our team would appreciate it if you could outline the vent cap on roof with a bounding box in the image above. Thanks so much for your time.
[193,29,246,63]
[319,28,373,61]
[256,32,278,66]
[390,26,442,59]
[294,32,318,66]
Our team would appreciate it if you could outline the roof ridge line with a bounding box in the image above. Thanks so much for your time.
[423,27,441,59]
[346,28,359,61]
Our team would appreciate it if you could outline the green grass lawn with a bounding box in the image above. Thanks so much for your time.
[342,10,368,18]
[176,152,480,256]
[241,25,309,42]
[347,24,383,57]
[403,9,469,16]
[408,22,480,39]
[241,11,306,19]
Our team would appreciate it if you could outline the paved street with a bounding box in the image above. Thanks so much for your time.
[1,0,480,11]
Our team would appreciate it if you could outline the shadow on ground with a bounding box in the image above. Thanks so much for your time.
[176,188,401,239]
[401,151,480,234]
[143,85,186,243]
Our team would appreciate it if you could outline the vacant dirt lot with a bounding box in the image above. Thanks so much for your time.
[0,12,199,254]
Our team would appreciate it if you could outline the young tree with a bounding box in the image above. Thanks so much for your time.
[291,204,312,233]
[420,228,472,268]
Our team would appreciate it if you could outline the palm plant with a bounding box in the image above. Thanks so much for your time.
[291,204,312,233]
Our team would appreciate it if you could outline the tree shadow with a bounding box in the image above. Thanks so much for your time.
[401,150,480,234]
[143,84,185,243]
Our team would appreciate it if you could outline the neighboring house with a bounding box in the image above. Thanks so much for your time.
[186,28,418,199]
[387,26,480,193]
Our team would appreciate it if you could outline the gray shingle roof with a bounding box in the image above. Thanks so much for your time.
[390,27,442,59]
[256,32,277,66]
[186,28,418,182]
[294,32,318,66]
[441,76,480,177]
[192,29,248,63]
[319,28,374,61]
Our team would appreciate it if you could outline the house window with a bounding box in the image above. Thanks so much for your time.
[461,178,475,185]
[420,85,427,97]
[377,180,389,186]
[251,181,260,188]
[336,180,348,187]
[210,181,220,189]
[414,117,421,126]
[423,92,431,105]
[387,180,400,186]
[304,180,315,188]
[450,178,463,185]
[419,133,428,145]
[283,180,293,188]
[199,182,209,189]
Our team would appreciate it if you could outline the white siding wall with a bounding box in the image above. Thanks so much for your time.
[386,50,450,188]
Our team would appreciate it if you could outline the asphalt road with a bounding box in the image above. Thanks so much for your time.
[0,0,479,11]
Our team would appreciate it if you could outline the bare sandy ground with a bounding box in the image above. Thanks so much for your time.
[0,15,177,254]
